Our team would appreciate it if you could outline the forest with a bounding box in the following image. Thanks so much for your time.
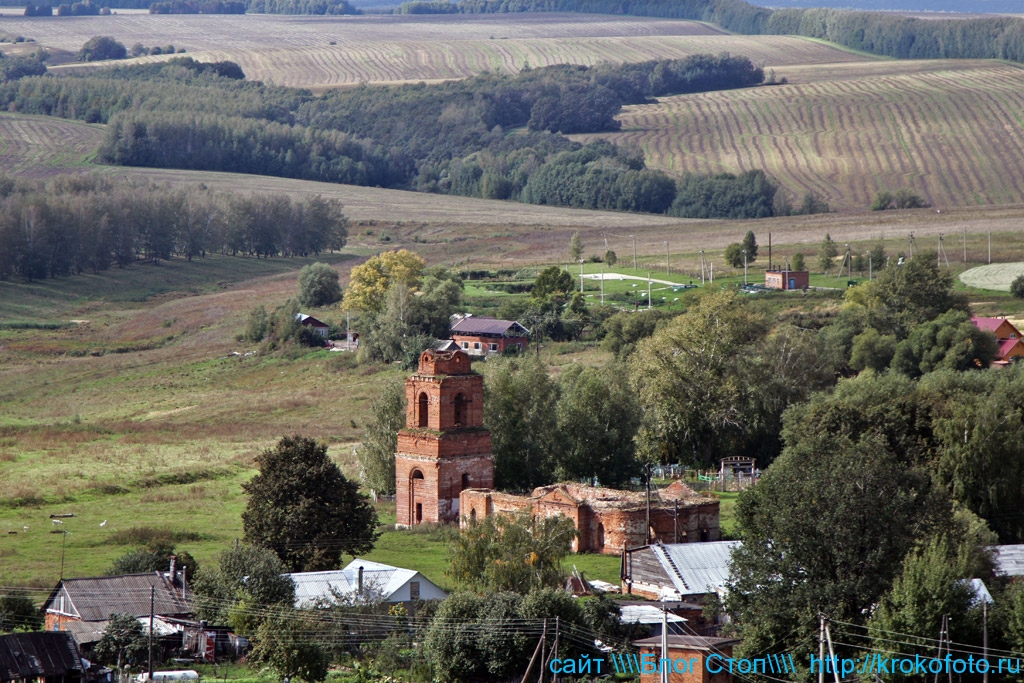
[0,174,349,282]
[398,0,1024,63]
[0,55,784,217]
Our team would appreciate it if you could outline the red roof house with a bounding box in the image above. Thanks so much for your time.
[450,316,529,357]
[971,317,1023,362]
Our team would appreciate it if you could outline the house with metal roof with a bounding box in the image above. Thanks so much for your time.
[0,632,84,683]
[449,316,529,357]
[43,569,192,647]
[991,544,1024,577]
[286,559,447,609]
[295,314,330,338]
[622,541,740,602]
[970,317,1024,363]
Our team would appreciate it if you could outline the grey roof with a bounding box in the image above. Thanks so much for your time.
[450,317,529,337]
[0,632,83,682]
[991,545,1024,576]
[652,541,741,596]
[45,573,192,622]
[287,559,447,608]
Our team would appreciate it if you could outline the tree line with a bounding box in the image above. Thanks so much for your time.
[397,0,1024,64]
[3,54,787,217]
[0,174,348,282]
[19,0,357,12]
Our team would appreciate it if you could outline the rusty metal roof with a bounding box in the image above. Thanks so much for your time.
[0,632,83,682]
[45,573,192,622]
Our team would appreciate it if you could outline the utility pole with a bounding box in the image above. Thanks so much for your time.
[148,587,155,683]
[600,267,604,305]
[645,463,652,545]
[818,615,826,683]
[983,600,989,683]
[579,260,584,293]
[631,235,637,271]
[742,249,748,285]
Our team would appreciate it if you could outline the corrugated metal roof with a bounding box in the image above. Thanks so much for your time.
[450,317,528,336]
[971,317,1011,333]
[991,545,1024,576]
[619,605,687,625]
[657,541,741,595]
[50,573,192,622]
[287,559,446,608]
[0,632,83,682]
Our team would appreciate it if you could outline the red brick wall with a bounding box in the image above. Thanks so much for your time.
[638,646,734,683]
[44,613,79,632]
[460,492,720,554]
[396,454,495,526]
[417,349,472,376]
[396,431,492,458]
[404,374,485,432]
[452,334,528,355]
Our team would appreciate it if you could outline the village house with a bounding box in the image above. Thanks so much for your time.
[295,313,330,338]
[621,541,740,603]
[42,565,192,651]
[461,482,721,555]
[449,315,529,357]
[287,559,447,609]
[970,316,1024,363]
[0,632,84,683]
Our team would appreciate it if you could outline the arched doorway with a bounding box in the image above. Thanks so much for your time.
[410,469,425,524]
[453,392,467,427]
[596,523,605,551]
[461,473,471,490]
[418,392,429,428]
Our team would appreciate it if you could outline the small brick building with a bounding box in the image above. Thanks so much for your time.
[633,635,741,683]
[764,270,809,290]
[460,481,720,554]
[394,349,494,527]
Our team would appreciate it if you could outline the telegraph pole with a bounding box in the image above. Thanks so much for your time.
[631,235,637,271]
[148,587,155,683]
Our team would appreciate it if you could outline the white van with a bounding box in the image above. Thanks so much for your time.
[136,671,200,683]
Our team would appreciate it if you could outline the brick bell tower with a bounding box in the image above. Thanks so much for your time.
[395,348,494,528]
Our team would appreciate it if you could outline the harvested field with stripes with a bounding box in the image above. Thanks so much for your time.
[1,13,869,87]
[0,113,103,177]
[572,60,1024,211]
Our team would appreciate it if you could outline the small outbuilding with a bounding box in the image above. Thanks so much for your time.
[632,634,742,683]
[764,270,809,291]
[0,632,84,683]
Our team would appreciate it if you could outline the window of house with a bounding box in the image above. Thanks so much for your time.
[474,342,481,350]
[489,343,498,351]
[461,341,469,348]
[410,581,420,600]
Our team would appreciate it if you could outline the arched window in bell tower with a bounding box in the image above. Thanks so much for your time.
[454,392,467,427]
[418,392,429,428]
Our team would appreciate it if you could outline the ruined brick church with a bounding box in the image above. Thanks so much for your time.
[394,349,720,554]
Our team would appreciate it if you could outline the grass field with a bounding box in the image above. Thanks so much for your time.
[0,13,868,88]
[959,262,1024,291]
[572,60,1024,211]
[0,113,102,177]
